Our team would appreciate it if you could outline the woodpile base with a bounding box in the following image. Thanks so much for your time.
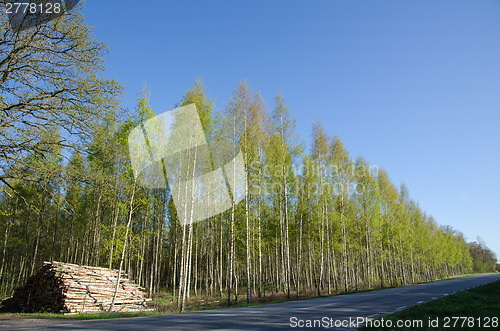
[7,261,151,314]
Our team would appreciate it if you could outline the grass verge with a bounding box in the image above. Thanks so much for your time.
[361,279,500,330]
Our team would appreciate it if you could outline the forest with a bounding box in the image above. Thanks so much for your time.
[0,2,496,313]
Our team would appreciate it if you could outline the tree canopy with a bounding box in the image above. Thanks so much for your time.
[0,1,121,184]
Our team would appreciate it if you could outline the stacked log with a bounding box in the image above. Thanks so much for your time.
[9,261,151,313]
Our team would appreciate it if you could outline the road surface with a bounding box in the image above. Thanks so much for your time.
[1,273,499,330]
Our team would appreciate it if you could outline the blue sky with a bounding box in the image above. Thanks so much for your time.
[84,0,500,259]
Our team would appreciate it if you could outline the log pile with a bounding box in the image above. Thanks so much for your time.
[8,261,151,313]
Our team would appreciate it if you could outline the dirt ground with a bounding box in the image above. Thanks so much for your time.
[0,312,28,320]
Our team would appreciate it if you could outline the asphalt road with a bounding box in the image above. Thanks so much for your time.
[1,273,499,330]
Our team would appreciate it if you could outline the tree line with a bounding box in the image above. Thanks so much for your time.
[0,2,495,312]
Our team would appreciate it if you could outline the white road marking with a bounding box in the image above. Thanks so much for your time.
[417,301,424,304]
[396,306,406,310]
[298,303,337,310]
[432,297,437,300]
